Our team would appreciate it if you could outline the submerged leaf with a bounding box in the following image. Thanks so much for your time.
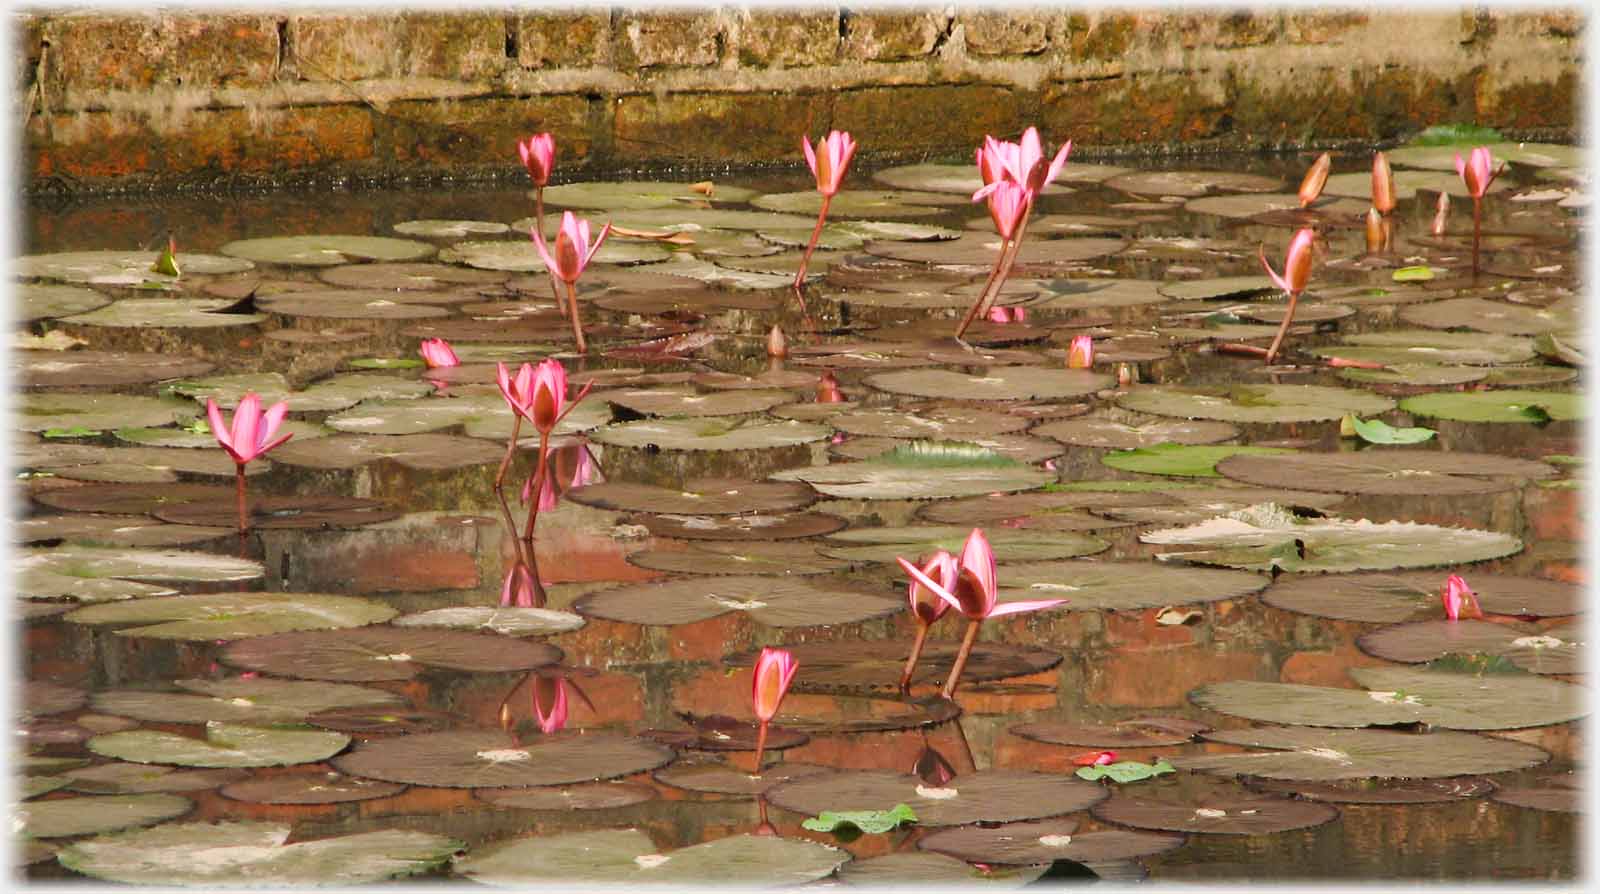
[801,803,919,834]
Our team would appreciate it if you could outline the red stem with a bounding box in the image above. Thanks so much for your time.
[234,465,248,532]
[899,623,931,695]
[1262,289,1301,365]
[794,194,832,290]
[538,187,566,317]
[521,436,552,544]
[1471,196,1483,278]
[955,236,1012,340]
[566,280,587,354]
[940,618,983,699]
[753,720,770,773]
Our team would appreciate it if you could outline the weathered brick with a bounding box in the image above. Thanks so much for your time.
[27,109,157,179]
[397,13,505,80]
[1042,75,1226,144]
[734,10,838,68]
[518,11,610,68]
[613,92,826,163]
[168,15,280,87]
[40,13,167,91]
[288,14,399,81]
[1063,12,1137,62]
[1217,10,1279,48]
[380,95,592,167]
[832,85,1026,156]
[1283,11,1368,45]
[960,11,1052,56]
[161,105,376,174]
[615,11,723,68]
[840,10,948,61]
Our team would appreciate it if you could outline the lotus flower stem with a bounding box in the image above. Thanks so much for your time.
[794,194,833,290]
[957,211,1032,340]
[899,623,932,695]
[941,618,984,699]
[955,236,1014,340]
[233,465,248,532]
[562,281,585,353]
[535,187,567,317]
[1470,197,1483,278]
[1263,289,1301,365]
[494,415,524,494]
[752,720,770,773]
[521,437,553,544]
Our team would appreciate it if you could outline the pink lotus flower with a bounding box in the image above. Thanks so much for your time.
[418,338,459,369]
[1371,152,1396,214]
[973,127,1071,200]
[1072,750,1118,767]
[518,133,555,188]
[1297,152,1331,207]
[1442,573,1484,621]
[533,211,610,286]
[207,393,292,467]
[751,646,799,771]
[532,674,568,734]
[1454,146,1505,199]
[801,130,857,198]
[1431,192,1451,236]
[984,179,1030,241]
[496,361,538,419]
[1067,335,1094,369]
[767,325,788,359]
[908,551,958,627]
[816,370,845,403]
[1262,228,1316,298]
[528,358,571,435]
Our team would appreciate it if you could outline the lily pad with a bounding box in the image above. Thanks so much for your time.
[114,419,330,449]
[152,495,402,530]
[1188,665,1586,730]
[872,161,1085,194]
[55,821,461,885]
[390,606,586,637]
[1141,503,1523,573]
[918,820,1186,866]
[219,627,563,682]
[1214,451,1556,496]
[1184,191,1369,221]
[18,283,112,321]
[566,478,815,515]
[20,391,189,432]
[1249,776,1498,804]
[1076,760,1177,783]
[1322,167,1510,201]
[65,592,397,640]
[820,525,1107,564]
[994,560,1266,611]
[473,781,657,811]
[652,760,836,797]
[605,387,793,418]
[21,680,88,717]
[16,514,232,548]
[220,772,408,805]
[1035,417,1239,450]
[268,433,505,470]
[1103,170,1282,197]
[1117,385,1394,424]
[1400,296,1577,335]
[331,730,674,788]
[21,545,263,597]
[219,235,436,267]
[752,188,963,219]
[1103,443,1294,478]
[1173,727,1549,781]
[440,238,669,272]
[62,297,269,328]
[1313,330,1537,366]
[1011,717,1211,749]
[642,716,808,753]
[318,261,511,290]
[839,851,1050,886]
[453,828,847,887]
[542,179,758,210]
[1491,779,1582,813]
[1344,416,1438,443]
[393,218,509,238]
[323,393,505,435]
[723,639,1062,694]
[573,575,899,627]
[866,233,1127,269]
[1157,275,1277,301]
[19,793,193,839]
[1357,619,1581,674]
[627,541,852,576]
[90,677,405,725]
[88,722,352,768]
[803,802,919,834]
[768,769,1107,828]
[829,407,1031,439]
[590,417,831,452]
[1090,791,1337,835]
[31,481,235,515]
[1398,390,1582,423]
[1260,571,1578,623]
[18,349,215,389]
[17,249,253,285]
[866,366,1115,402]
[772,457,1053,500]
[61,763,249,795]
[627,511,848,542]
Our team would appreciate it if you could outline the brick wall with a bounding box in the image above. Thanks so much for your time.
[17,7,1584,192]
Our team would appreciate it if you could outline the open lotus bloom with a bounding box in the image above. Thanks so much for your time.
[1454,146,1505,198]
[1067,334,1094,369]
[518,132,555,187]
[532,211,611,285]
[983,178,1031,240]
[1261,228,1316,297]
[973,127,1071,199]
[909,550,958,626]
[1441,573,1484,620]
[418,337,459,369]
[1371,151,1396,214]
[802,130,857,197]
[897,528,1066,621]
[1297,152,1331,207]
[529,358,570,434]
[496,361,537,418]
[751,647,799,723]
[206,393,292,466]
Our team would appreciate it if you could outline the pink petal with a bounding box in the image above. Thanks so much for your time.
[205,398,233,451]
[986,598,1067,617]
[959,529,998,612]
[529,225,559,276]
[256,401,290,452]
[801,135,818,179]
[896,556,964,615]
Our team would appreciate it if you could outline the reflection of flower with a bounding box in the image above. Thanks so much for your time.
[499,561,543,609]
[1072,750,1118,766]
[1067,335,1094,369]
[532,675,568,734]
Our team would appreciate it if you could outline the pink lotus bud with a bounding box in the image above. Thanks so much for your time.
[1297,152,1331,207]
[1067,335,1094,369]
[751,647,799,723]
[802,131,857,198]
[1371,152,1396,214]
[517,133,555,187]
[1261,228,1315,297]
[1441,574,1483,621]
[1072,750,1118,766]
[1454,146,1505,199]
[766,325,788,359]
[418,338,459,369]
[1431,192,1451,236]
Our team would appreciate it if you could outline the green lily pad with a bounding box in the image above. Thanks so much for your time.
[542,179,758,210]
[268,433,505,470]
[820,525,1106,565]
[590,417,831,452]
[1033,416,1240,450]
[88,722,352,768]
[219,235,436,267]
[19,349,215,389]
[566,478,815,515]
[20,391,190,432]
[1336,365,1487,387]
[772,456,1053,500]
[872,161,1087,194]
[752,188,963,218]
[16,249,253,286]
[866,367,1113,402]
[453,828,848,887]
[837,219,964,242]
[439,237,669,272]
[802,803,918,834]
[393,218,510,238]
[318,261,512,291]
[114,418,331,449]
[1399,390,1582,423]
[1323,168,1510,201]
[1142,503,1523,573]
[218,627,563,682]
[1102,443,1294,478]
[60,764,248,795]
[1117,385,1394,424]
[61,298,268,328]
[390,606,586,636]
[995,560,1267,611]
[1344,416,1436,443]
[19,792,192,839]
[65,592,397,640]
[1392,265,1438,282]
[769,769,1107,828]
[19,282,112,321]
[1214,451,1553,496]
[573,575,899,628]
[1314,330,1537,366]
[1075,760,1176,784]
[56,821,462,886]
[21,545,262,603]
[605,387,792,418]
[1156,275,1277,301]
[332,730,675,788]
[654,254,796,289]
[90,677,405,725]
[1400,297,1577,336]
[1104,169,1282,197]
[1175,726,1550,781]
[324,393,503,435]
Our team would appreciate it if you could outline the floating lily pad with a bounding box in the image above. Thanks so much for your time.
[868,233,1128,270]
[1142,503,1523,573]
[1188,666,1586,730]
[754,187,963,217]
[219,627,563,682]
[1313,330,1537,366]
[220,235,436,267]
[305,706,459,736]
[21,545,263,597]
[1011,717,1211,749]
[1156,275,1277,301]
[641,716,808,753]
[1400,296,1576,335]
[627,511,848,542]
[919,820,1186,866]
[152,495,402,530]
[258,293,451,320]
[21,680,87,717]
[331,730,674,788]
[268,433,505,470]
[1104,170,1281,197]
[66,592,397,640]
[323,393,503,434]
[543,179,758,210]
[838,219,964,242]
[60,763,249,795]
[866,366,1113,402]
[772,455,1053,500]
[1322,168,1509,201]
[652,760,836,797]
[834,434,1064,465]
[440,238,669,272]
[18,441,274,484]
[1184,191,1369,221]
[723,639,1061,694]
[839,851,1049,886]
[390,606,585,637]
[1491,779,1582,813]
[829,407,1031,440]
[1173,727,1549,781]
[568,478,815,515]
[1117,385,1394,424]
[20,392,189,433]
[768,769,1107,828]
[114,418,330,449]
[1250,776,1497,804]
[88,722,352,768]
[590,417,831,452]
[655,254,800,290]
[1339,364,1487,387]
[473,781,657,811]
[19,283,112,321]
[18,350,214,390]
[1480,365,1578,387]
[393,218,510,238]
[993,560,1267,612]
[19,793,193,839]
[16,514,231,548]
[17,249,253,285]
[872,162,1082,194]
[55,821,461,886]
[1398,390,1582,423]
[1103,443,1294,478]
[318,261,511,290]
[63,297,269,328]
[453,828,847,887]
[1090,792,1337,835]
[461,397,611,441]
[605,387,792,418]
[820,525,1107,564]
[1357,619,1581,674]
[220,772,408,805]
[29,481,233,516]
[1260,571,1578,623]
[1035,417,1239,450]
[573,575,899,627]
[803,802,919,834]
[627,541,852,576]
[91,677,404,725]
[1215,451,1556,496]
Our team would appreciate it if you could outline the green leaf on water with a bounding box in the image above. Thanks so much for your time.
[151,245,181,277]
[43,426,102,439]
[1407,124,1504,146]
[1392,266,1436,283]
[1074,759,1176,784]
[1347,416,1437,445]
[1424,653,1527,676]
[878,441,1022,469]
[349,358,426,370]
[800,803,917,834]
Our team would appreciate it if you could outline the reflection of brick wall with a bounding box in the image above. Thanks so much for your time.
[18,9,1583,190]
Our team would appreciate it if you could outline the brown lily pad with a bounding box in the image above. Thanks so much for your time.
[219,627,563,682]
[18,350,215,389]
[268,433,505,470]
[1174,727,1549,781]
[317,262,510,291]
[1215,451,1557,497]
[828,407,1032,439]
[63,763,249,795]
[768,769,1107,828]
[653,760,836,797]
[723,640,1061,694]
[1261,572,1579,623]
[605,387,793,418]
[305,706,460,736]
[640,714,809,752]
[573,575,900,627]
[220,772,407,805]
[1091,792,1338,835]
[16,514,232,548]
[626,541,853,576]
[330,730,675,788]
[866,366,1113,402]
[1491,778,1582,813]
[625,511,848,541]
[918,820,1186,866]
[565,478,816,515]
[1034,417,1240,450]
[1250,776,1497,805]
[23,680,88,718]
[151,495,402,530]
[31,482,236,516]
[473,781,658,811]
[1010,717,1211,749]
